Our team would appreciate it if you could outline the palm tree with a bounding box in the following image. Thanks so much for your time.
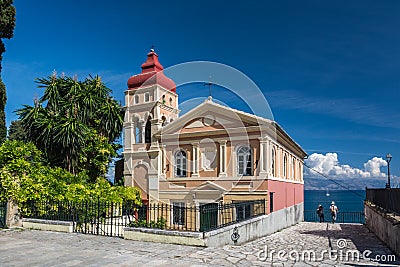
[17,74,123,177]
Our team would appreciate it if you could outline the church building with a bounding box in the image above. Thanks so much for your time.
[122,49,307,225]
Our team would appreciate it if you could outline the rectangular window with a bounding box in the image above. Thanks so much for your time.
[173,202,185,225]
[237,146,252,176]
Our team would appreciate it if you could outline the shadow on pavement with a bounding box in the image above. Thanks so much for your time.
[300,223,399,265]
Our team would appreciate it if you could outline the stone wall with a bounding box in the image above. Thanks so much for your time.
[22,218,73,233]
[124,228,206,246]
[6,201,22,227]
[204,202,303,247]
[364,202,400,257]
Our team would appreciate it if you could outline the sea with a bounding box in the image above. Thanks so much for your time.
[304,190,365,212]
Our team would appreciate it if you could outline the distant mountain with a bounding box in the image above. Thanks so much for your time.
[304,176,400,190]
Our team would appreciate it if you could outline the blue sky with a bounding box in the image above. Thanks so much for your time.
[2,1,400,187]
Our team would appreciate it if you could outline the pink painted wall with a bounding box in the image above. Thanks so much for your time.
[267,180,304,213]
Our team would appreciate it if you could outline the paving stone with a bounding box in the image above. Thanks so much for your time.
[0,222,399,266]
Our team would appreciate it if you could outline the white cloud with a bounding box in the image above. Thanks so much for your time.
[305,153,387,179]
[363,157,387,178]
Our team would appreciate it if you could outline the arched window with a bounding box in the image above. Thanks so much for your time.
[135,126,141,143]
[283,154,287,178]
[162,95,166,104]
[144,93,150,102]
[237,146,252,176]
[133,116,141,143]
[271,148,275,177]
[169,97,173,106]
[175,150,187,177]
[145,119,151,143]
[134,95,139,104]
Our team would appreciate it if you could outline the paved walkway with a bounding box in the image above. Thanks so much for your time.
[0,222,398,266]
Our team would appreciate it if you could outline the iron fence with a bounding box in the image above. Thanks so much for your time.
[200,199,266,231]
[22,199,266,235]
[0,201,6,228]
[304,210,365,224]
[132,199,266,232]
[132,203,198,231]
[366,188,400,215]
[22,200,74,221]
[22,199,136,237]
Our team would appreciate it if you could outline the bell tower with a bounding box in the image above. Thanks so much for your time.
[123,49,179,203]
[125,48,179,146]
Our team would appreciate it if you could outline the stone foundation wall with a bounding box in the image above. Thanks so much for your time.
[364,202,400,257]
[22,218,73,233]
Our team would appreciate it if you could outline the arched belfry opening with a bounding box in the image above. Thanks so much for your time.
[145,118,151,143]
[133,116,142,143]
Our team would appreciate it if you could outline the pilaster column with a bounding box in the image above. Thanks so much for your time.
[124,122,134,149]
[266,137,272,176]
[194,201,200,231]
[160,145,166,178]
[218,141,227,177]
[150,118,162,149]
[140,120,145,143]
[192,143,200,177]
[148,149,160,203]
[259,138,268,176]
[277,148,281,178]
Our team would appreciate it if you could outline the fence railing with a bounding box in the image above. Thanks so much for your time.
[22,200,74,221]
[129,199,266,232]
[366,188,400,215]
[22,199,137,237]
[304,210,365,224]
[0,201,6,228]
[21,199,266,234]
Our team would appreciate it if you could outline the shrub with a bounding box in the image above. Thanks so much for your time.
[129,217,167,229]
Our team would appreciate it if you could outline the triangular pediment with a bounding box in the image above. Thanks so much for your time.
[191,181,227,192]
[159,99,272,135]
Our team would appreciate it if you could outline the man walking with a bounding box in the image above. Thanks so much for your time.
[330,201,338,223]
[317,204,324,223]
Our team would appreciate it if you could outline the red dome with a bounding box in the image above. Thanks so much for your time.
[127,49,176,92]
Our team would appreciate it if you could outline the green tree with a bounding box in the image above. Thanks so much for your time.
[17,74,124,179]
[0,0,16,143]
[78,129,120,183]
[7,120,27,141]
[0,140,141,205]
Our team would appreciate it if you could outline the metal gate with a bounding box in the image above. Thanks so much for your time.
[0,201,7,228]
[200,203,218,232]
[72,200,135,237]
